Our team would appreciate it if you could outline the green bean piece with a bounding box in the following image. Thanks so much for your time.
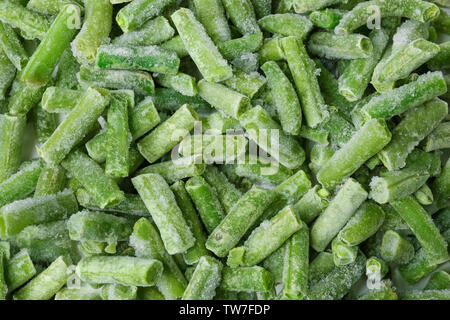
[338,201,385,246]
[338,28,390,102]
[366,256,388,279]
[96,44,180,75]
[391,196,449,265]
[21,4,80,88]
[258,14,313,40]
[433,8,450,34]
[42,87,81,113]
[0,1,50,40]
[292,0,345,13]
[61,149,124,208]
[100,284,137,300]
[335,0,440,35]
[258,37,284,64]
[423,122,450,152]
[307,252,366,300]
[261,61,301,135]
[225,156,293,187]
[427,41,450,71]
[399,248,439,284]
[369,168,430,205]
[5,249,36,292]
[171,8,232,82]
[0,189,78,239]
[220,266,273,293]
[221,0,260,36]
[154,72,197,97]
[192,0,231,43]
[105,95,130,178]
[76,189,148,217]
[292,185,329,224]
[198,80,250,120]
[361,72,447,120]
[27,0,82,15]
[309,8,346,29]
[137,286,165,300]
[282,224,309,299]
[425,271,450,290]
[0,48,15,101]
[241,205,303,266]
[55,48,80,89]
[127,97,159,140]
[170,181,210,265]
[433,158,450,209]
[317,119,391,190]
[185,176,225,234]
[67,210,132,254]
[34,165,66,197]
[8,73,47,115]
[78,66,155,96]
[182,256,222,300]
[151,87,212,114]
[239,106,305,169]
[14,220,80,264]
[218,33,263,61]
[222,69,266,100]
[380,230,414,264]
[132,173,195,255]
[33,103,57,144]
[13,256,71,300]
[0,21,28,70]
[137,104,198,163]
[311,178,367,252]
[38,87,110,165]
[0,159,42,208]
[331,237,358,266]
[281,36,326,128]
[130,218,187,299]
[55,287,102,300]
[319,110,355,148]
[113,16,174,46]
[76,255,163,287]
[206,186,275,257]
[309,251,335,286]
[0,114,25,183]
[116,0,176,33]
[71,0,112,64]
[402,289,450,300]
[309,32,373,60]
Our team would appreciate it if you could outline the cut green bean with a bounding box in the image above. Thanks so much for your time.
[71,0,112,64]
[218,33,263,61]
[185,176,225,234]
[132,173,195,255]
[113,16,174,46]
[281,36,326,128]
[317,119,391,190]
[171,8,232,82]
[206,186,275,257]
[38,87,110,165]
[425,271,450,290]
[308,32,373,60]
[182,256,222,300]
[5,249,36,292]
[78,66,155,96]
[130,218,187,299]
[13,256,70,300]
[335,0,440,35]
[34,165,66,197]
[137,104,198,163]
[391,196,449,265]
[381,230,415,264]
[21,4,80,88]
[221,0,260,36]
[292,185,329,224]
[220,266,273,293]
[258,14,313,40]
[76,255,163,286]
[0,21,28,70]
[379,99,447,172]
[311,178,367,252]
[0,114,25,183]
[0,1,50,40]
